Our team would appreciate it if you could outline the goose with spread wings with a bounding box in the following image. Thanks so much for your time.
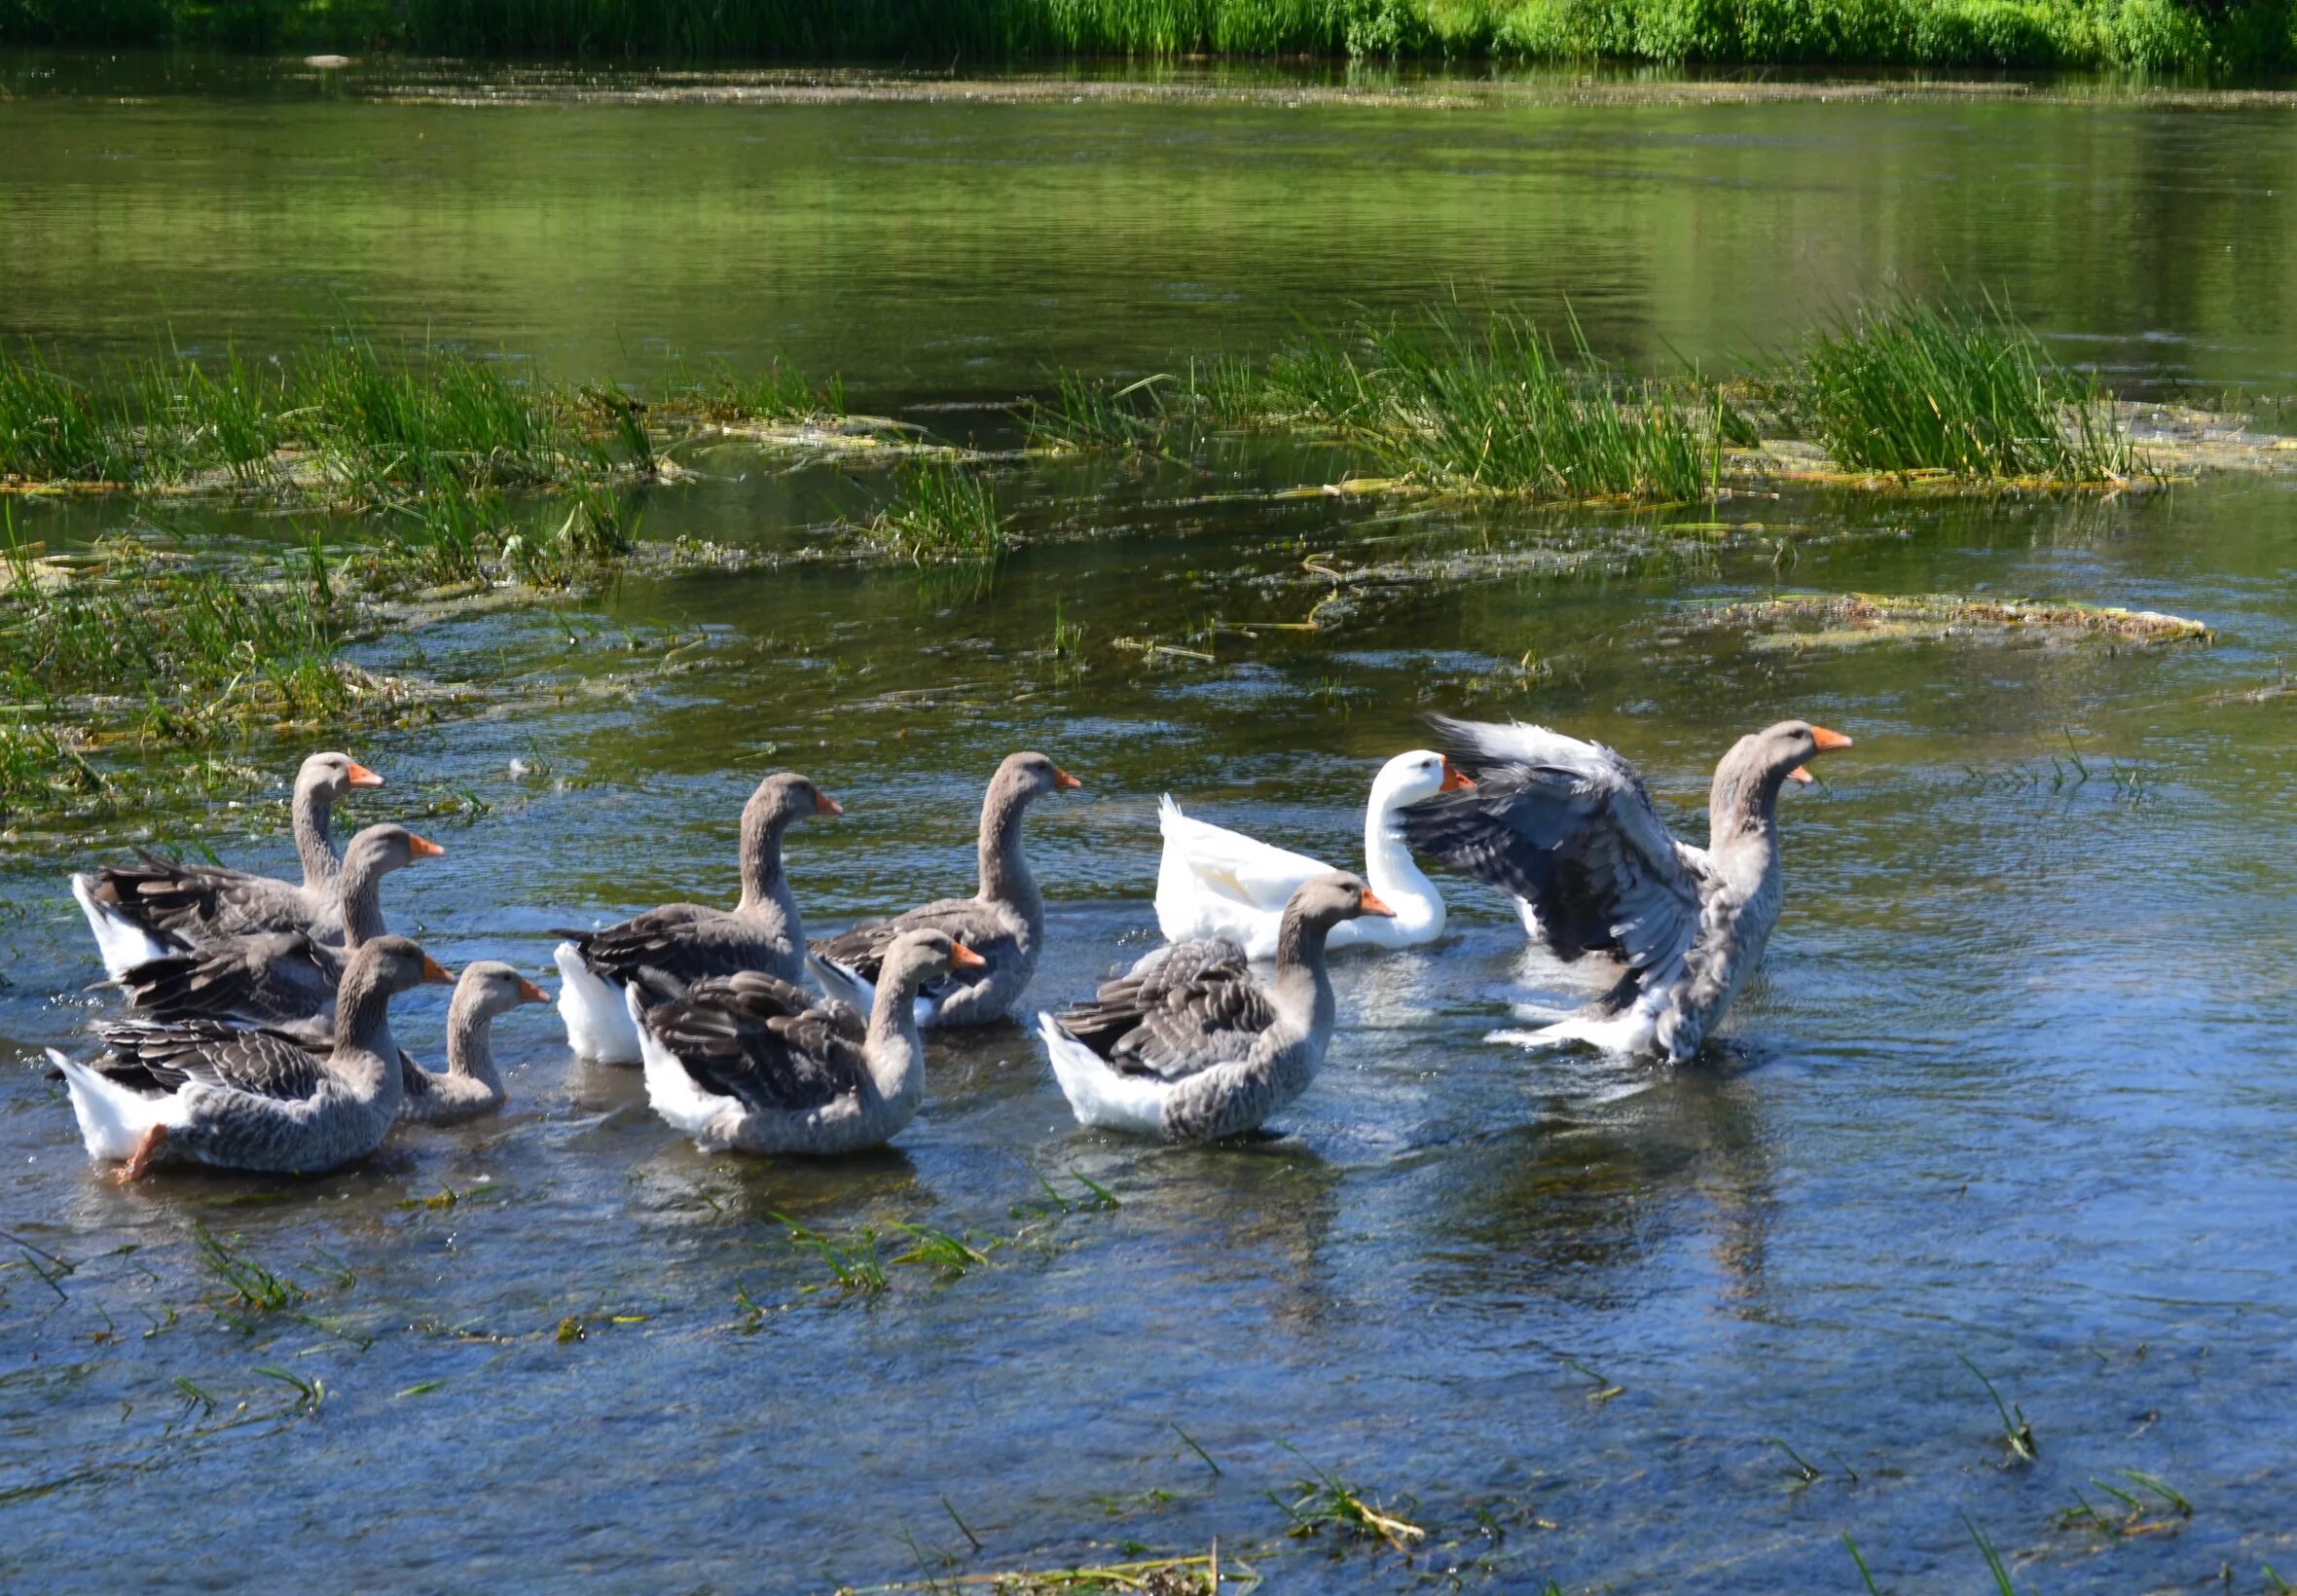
[1399,715,1851,1061]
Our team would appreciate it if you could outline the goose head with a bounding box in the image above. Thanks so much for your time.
[1370,748,1475,813]
[343,824,447,879]
[348,934,456,999]
[877,929,988,997]
[750,771,845,826]
[1755,719,1854,789]
[1288,870,1397,931]
[997,751,1084,804]
[298,750,384,799]
[456,960,551,1021]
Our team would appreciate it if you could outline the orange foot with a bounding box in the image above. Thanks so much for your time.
[116,1124,169,1184]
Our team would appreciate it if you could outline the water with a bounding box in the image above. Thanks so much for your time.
[4,56,2296,1593]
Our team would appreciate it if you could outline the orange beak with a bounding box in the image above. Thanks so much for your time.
[815,791,845,816]
[1359,889,1398,919]
[345,760,384,788]
[1439,758,1475,793]
[420,955,456,986]
[1787,766,1815,785]
[1811,726,1853,751]
[408,833,447,859]
[517,977,550,1004]
[947,942,989,971]
[1052,768,1083,791]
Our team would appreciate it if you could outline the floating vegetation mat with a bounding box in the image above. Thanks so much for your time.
[1678,592,2214,652]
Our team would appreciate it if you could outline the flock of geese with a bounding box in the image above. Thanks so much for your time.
[42,717,1851,1180]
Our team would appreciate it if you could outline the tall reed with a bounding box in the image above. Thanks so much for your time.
[1788,297,2134,481]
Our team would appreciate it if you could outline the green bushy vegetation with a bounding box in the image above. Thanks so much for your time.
[1,0,2288,71]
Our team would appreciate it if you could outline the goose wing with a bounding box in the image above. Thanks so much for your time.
[91,1018,332,1104]
[808,899,1021,1007]
[1400,715,1702,973]
[1054,939,1274,1082]
[115,932,342,1027]
[640,971,865,1113]
[562,905,761,990]
[85,852,310,943]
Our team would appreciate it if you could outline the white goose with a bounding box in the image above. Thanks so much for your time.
[1153,749,1472,960]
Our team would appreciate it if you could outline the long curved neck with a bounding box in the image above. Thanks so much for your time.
[1707,758,1785,854]
[445,991,504,1093]
[330,965,401,1102]
[336,852,390,946]
[1365,793,1441,931]
[863,969,929,1112]
[291,780,339,890]
[977,783,1039,918]
[1271,910,1337,1034]
[733,805,792,919]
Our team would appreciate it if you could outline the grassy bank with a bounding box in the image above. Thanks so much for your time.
[1,0,2289,73]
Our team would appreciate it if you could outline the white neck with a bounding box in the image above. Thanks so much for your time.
[1363,795,1443,935]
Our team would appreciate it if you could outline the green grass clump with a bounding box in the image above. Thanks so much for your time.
[686,356,845,425]
[869,462,1008,562]
[1356,308,1719,500]
[293,336,575,496]
[1788,298,2134,482]
[0,346,135,484]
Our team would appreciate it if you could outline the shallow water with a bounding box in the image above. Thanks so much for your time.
[4,55,2297,1594]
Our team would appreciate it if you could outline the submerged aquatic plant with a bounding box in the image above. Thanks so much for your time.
[869,462,1008,562]
[1788,296,2135,482]
[1271,1449,1425,1554]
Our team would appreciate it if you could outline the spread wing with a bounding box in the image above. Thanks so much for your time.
[115,933,342,1026]
[1400,714,1702,972]
[1158,795,1333,912]
[639,970,867,1113]
[1053,938,1275,1082]
[91,1018,333,1104]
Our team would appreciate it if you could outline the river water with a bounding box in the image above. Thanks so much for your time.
[2,56,2294,1594]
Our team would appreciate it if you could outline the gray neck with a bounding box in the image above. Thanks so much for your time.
[734,807,793,919]
[977,783,1039,921]
[1271,909,1338,1036]
[446,991,505,1094]
[336,850,391,947]
[330,967,402,1104]
[1707,757,1785,854]
[863,970,930,1112]
[292,780,340,891]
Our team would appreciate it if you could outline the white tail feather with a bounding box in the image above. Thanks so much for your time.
[555,941,641,1064]
[49,1049,188,1163]
[1037,1012,1167,1136]
[625,986,731,1141]
[70,875,179,981]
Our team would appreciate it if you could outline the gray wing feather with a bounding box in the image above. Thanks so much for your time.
[1402,714,1701,971]
[1053,938,1274,1082]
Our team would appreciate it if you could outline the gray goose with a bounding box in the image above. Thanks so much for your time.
[102,823,446,1042]
[400,961,550,1126]
[554,772,843,1065]
[1037,872,1392,1143]
[631,930,983,1155]
[809,751,1081,1028]
[47,935,453,1180]
[1398,715,1851,1061]
[70,751,384,976]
